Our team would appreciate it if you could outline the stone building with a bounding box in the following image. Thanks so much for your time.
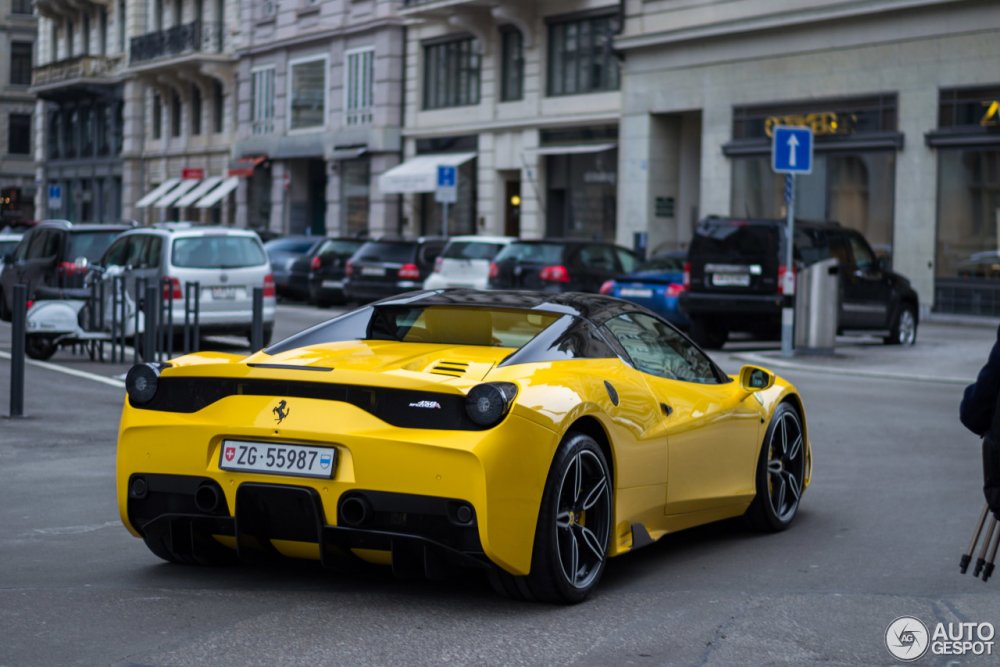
[1,0,36,224]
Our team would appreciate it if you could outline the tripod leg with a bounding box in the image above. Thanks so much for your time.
[974,516,998,578]
[982,519,1000,582]
[962,504,990,574]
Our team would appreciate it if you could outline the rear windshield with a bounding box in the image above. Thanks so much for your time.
[265,238,315,254]
[172,235,267,269]
[690,222,778,259]
[318,239,364,256]
[638,255,684,273]
[354,241,416,264]
[493,242,563,264]
[67,231,123,262]
[443,241,504,261]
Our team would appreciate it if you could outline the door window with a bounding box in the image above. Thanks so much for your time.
[847,234,876,272]
[28,231,58,259]
[577,244,617,272]
[101,236,130,266]
[140,236,163,269]
[615,247,638,273]
[604,312,721,384]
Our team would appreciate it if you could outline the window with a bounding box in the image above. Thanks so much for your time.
[604,313,720,383]
[191,85,202,135]
[289,56,327,130]
[7,114,31,155]
[260,0,277,20]
[152,92,162,139]
[12,0,32,13]
[48,112,60,158]
[499,27,523,102]
[80,106,93,156]
[171,92,181,137]
[423,37,480,110]
[344,48,374,126]
[118,0,126,52]
[10,42,32,86]
[547,12,620,96]
[212,81,224,133]
[50,24,58,61]
[66,19,74,57]
[251,66,275,134]
[82,13,91,54]
[99,8,108,55]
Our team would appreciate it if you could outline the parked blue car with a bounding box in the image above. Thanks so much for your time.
[600,251,689,328]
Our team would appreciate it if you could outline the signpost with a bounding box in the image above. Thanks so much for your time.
[771,126,813,357]
[435,165,457,237]
[47,184,62,212]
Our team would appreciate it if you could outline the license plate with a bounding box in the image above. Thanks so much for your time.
[361,266,386,277]
[620,287,653,298]
[321,280,343,289]
[209,286,239,300]
[712,273,750,287]
[219,440,337,479]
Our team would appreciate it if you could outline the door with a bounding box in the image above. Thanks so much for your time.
[603,312,761,514]
[504,180,521,237]
[833,231,890,328]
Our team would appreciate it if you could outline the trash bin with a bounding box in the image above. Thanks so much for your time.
[794,257,839,354]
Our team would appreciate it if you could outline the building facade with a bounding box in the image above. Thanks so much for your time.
[616,0,1000,315]
[388,0,622,241]
[1,0,36,224]
[233,0,404,237]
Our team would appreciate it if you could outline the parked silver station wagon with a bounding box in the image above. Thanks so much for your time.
[98,224,277,344]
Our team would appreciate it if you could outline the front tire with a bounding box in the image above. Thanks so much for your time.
[526,433,613,604]
[746,402,805,532]
[884,303,917,345]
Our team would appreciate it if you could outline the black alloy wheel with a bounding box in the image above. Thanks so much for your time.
[746,402,805,532]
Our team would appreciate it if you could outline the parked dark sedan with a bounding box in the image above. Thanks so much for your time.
[488,239,639,294]
[302,237,365,306]
[343,237,446,303]
[263,236,325,299]
[600,251,688,328]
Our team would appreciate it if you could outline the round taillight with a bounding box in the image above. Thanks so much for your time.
[126,363,161,406]
[465,382,518,428]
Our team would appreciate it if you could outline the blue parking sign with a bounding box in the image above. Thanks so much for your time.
[772,126,813,174]
[437,165,456,188]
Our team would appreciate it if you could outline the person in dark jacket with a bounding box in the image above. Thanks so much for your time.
[961,324,1000,436]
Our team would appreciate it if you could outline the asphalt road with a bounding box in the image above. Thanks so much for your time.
[0,306,995,666]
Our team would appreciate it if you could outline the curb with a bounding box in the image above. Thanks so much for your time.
[731,352,970,386]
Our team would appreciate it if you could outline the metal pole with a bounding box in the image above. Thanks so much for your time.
[962,504,990,574]
[781,173,796,358]
[251,286,263,351]
[144,283,159,363]
[983,521,1000,582]
[9,284,26,418]
[974,516,998,578]
[442,199,449,237]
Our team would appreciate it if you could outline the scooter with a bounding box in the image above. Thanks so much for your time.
[25,264,143,360]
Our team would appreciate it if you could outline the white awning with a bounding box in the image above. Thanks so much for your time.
[194,176,240,208]
[527,143,617,156]
[378,152,477,194]
[135,178,181,208]
[174,177,223,207]
[153,179,200,208]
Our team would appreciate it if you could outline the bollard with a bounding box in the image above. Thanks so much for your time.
[9,284,26,418]
[251,287,264,351]
[144,283,159,363]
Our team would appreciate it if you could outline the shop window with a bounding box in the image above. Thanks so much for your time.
[500,27,524,102]
[545,149,618,241]
[289,56,326,130]
[547,12,619,96]
[422,36,480,110]
[10,42,32,86]
[7,114,31,155]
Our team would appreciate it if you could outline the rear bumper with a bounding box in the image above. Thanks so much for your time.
[681,292,784,318]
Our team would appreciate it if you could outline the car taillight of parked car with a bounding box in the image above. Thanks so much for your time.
[162,277,182,300]
[310,256,321,271]
[263,274,276,297]
[433,257,443,273]
[599,280,614,295]
[398,263,421,280]
[56,261,87,279]
[488,261,498,279]
[539,265,570,283]
[345,260,354,277]
[665,283,686,298]
[777,264,796,295]
[683,261,691,288]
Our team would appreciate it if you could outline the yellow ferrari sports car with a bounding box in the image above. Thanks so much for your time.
[117,290,811,603]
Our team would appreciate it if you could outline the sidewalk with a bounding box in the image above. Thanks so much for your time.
[724,321,996,386]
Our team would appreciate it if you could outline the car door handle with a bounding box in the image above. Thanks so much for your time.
[660,402,673,416]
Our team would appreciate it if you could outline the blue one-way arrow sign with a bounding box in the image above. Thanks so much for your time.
[772,126,813,175]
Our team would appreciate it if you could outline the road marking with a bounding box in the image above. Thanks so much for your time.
[732,352,969,385]
[0,350,126,388]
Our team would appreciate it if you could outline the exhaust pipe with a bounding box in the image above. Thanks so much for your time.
[340,495,371,527]
[194,483,221,513]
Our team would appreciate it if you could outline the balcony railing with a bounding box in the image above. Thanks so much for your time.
[129,21,224,65]
[33,55,120,87]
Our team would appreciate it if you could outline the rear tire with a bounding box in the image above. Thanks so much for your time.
[25,335,57,360]
[689,317,728,349]
[746,402,805,532]
[884,303,917,345]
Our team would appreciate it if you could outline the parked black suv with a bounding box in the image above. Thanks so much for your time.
[304,237,366,306]
[0,221,129,320]
[680,216,920,348]
[343,237,446,303]
[488,240,639,293]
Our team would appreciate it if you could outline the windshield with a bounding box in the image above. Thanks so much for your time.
[265,238,315,254]
[493,242,563,264]
[172,235,267,269]
[691,222,778,259]
[637,255,685,273]
[319,239,364,256]
[443,241,505,261]
[67,231,123,263]
[354,241,416,264]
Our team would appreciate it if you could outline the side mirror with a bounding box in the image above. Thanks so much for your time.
[739,365,775,392]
